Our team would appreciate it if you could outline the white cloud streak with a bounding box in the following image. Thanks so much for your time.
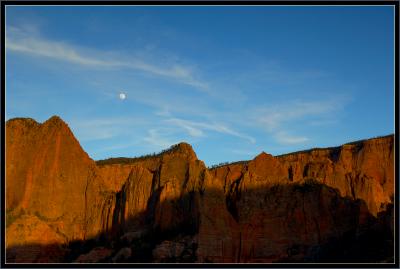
[143,129,178,149]
[69,117,147,141]
[256,98,347,145]
[274,131,309,145]
[258,100,339,131]
[165,117,256,144]
[6,26,208,91]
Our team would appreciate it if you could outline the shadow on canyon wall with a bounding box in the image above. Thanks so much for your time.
[5,181,395,264]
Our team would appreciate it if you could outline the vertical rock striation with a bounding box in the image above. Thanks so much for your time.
[5,116,395,263]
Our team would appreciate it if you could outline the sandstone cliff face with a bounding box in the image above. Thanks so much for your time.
[210,136,394,217]
[97,143,205,236]
[6,116,105,248]
[278,136,394,216]
[203,136,394,262]
[197,179,373,262]
[5,116,208,262]
[5,116,395,263]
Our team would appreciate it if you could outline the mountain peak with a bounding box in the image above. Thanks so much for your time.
[164,142,197,160]
[254,151,273,161]
[175,142,193,150]
[6,117,39,127]
[43,115,67,126]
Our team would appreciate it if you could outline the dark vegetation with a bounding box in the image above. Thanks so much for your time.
[96,135,393,169]
[276,134,394,158]
[96,143,190,166]
[208,134,394,169]
[6,117,38,123]
[208,160,248,170]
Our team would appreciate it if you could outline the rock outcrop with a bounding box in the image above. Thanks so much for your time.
[6,116,104,247]
[210,136,394,217]
[5,116,395,263]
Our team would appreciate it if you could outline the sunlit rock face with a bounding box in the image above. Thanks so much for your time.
[211,135,394,217]
[6,116,103,245]
[206,135,394,262]
[5,116,395,263]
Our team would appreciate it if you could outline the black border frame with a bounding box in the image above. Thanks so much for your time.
[1,1,399,268]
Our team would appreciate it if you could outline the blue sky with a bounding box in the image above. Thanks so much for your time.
[5,5,395,166]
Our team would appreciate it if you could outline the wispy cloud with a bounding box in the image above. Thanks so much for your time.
[165,117,256,143]
[69,117,147,141]
[255,97,349,145]
[273,131,309,145]
[154,107,172,117]
[258,99,339,131]
[143,129,179,149]
[6,25,208,91]
[5,23,354,162]
[166,118,205,137]
[70,118,179,156]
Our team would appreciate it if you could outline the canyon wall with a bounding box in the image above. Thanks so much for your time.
[5,116,395,263]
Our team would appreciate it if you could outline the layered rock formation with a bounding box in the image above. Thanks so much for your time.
[5,116,395,263]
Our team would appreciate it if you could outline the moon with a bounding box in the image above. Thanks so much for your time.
[119,92,126,100]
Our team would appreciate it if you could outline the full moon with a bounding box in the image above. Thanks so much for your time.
[119,92,126,100]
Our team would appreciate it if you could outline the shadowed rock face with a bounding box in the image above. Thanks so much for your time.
[210,136,394,217]
[5,116,395,263]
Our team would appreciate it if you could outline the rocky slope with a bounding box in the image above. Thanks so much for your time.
[5,116,395,263]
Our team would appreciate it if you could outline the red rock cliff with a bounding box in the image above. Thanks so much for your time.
[5,116,395,263]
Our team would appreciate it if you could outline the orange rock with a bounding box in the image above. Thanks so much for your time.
[5,116,394,263]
